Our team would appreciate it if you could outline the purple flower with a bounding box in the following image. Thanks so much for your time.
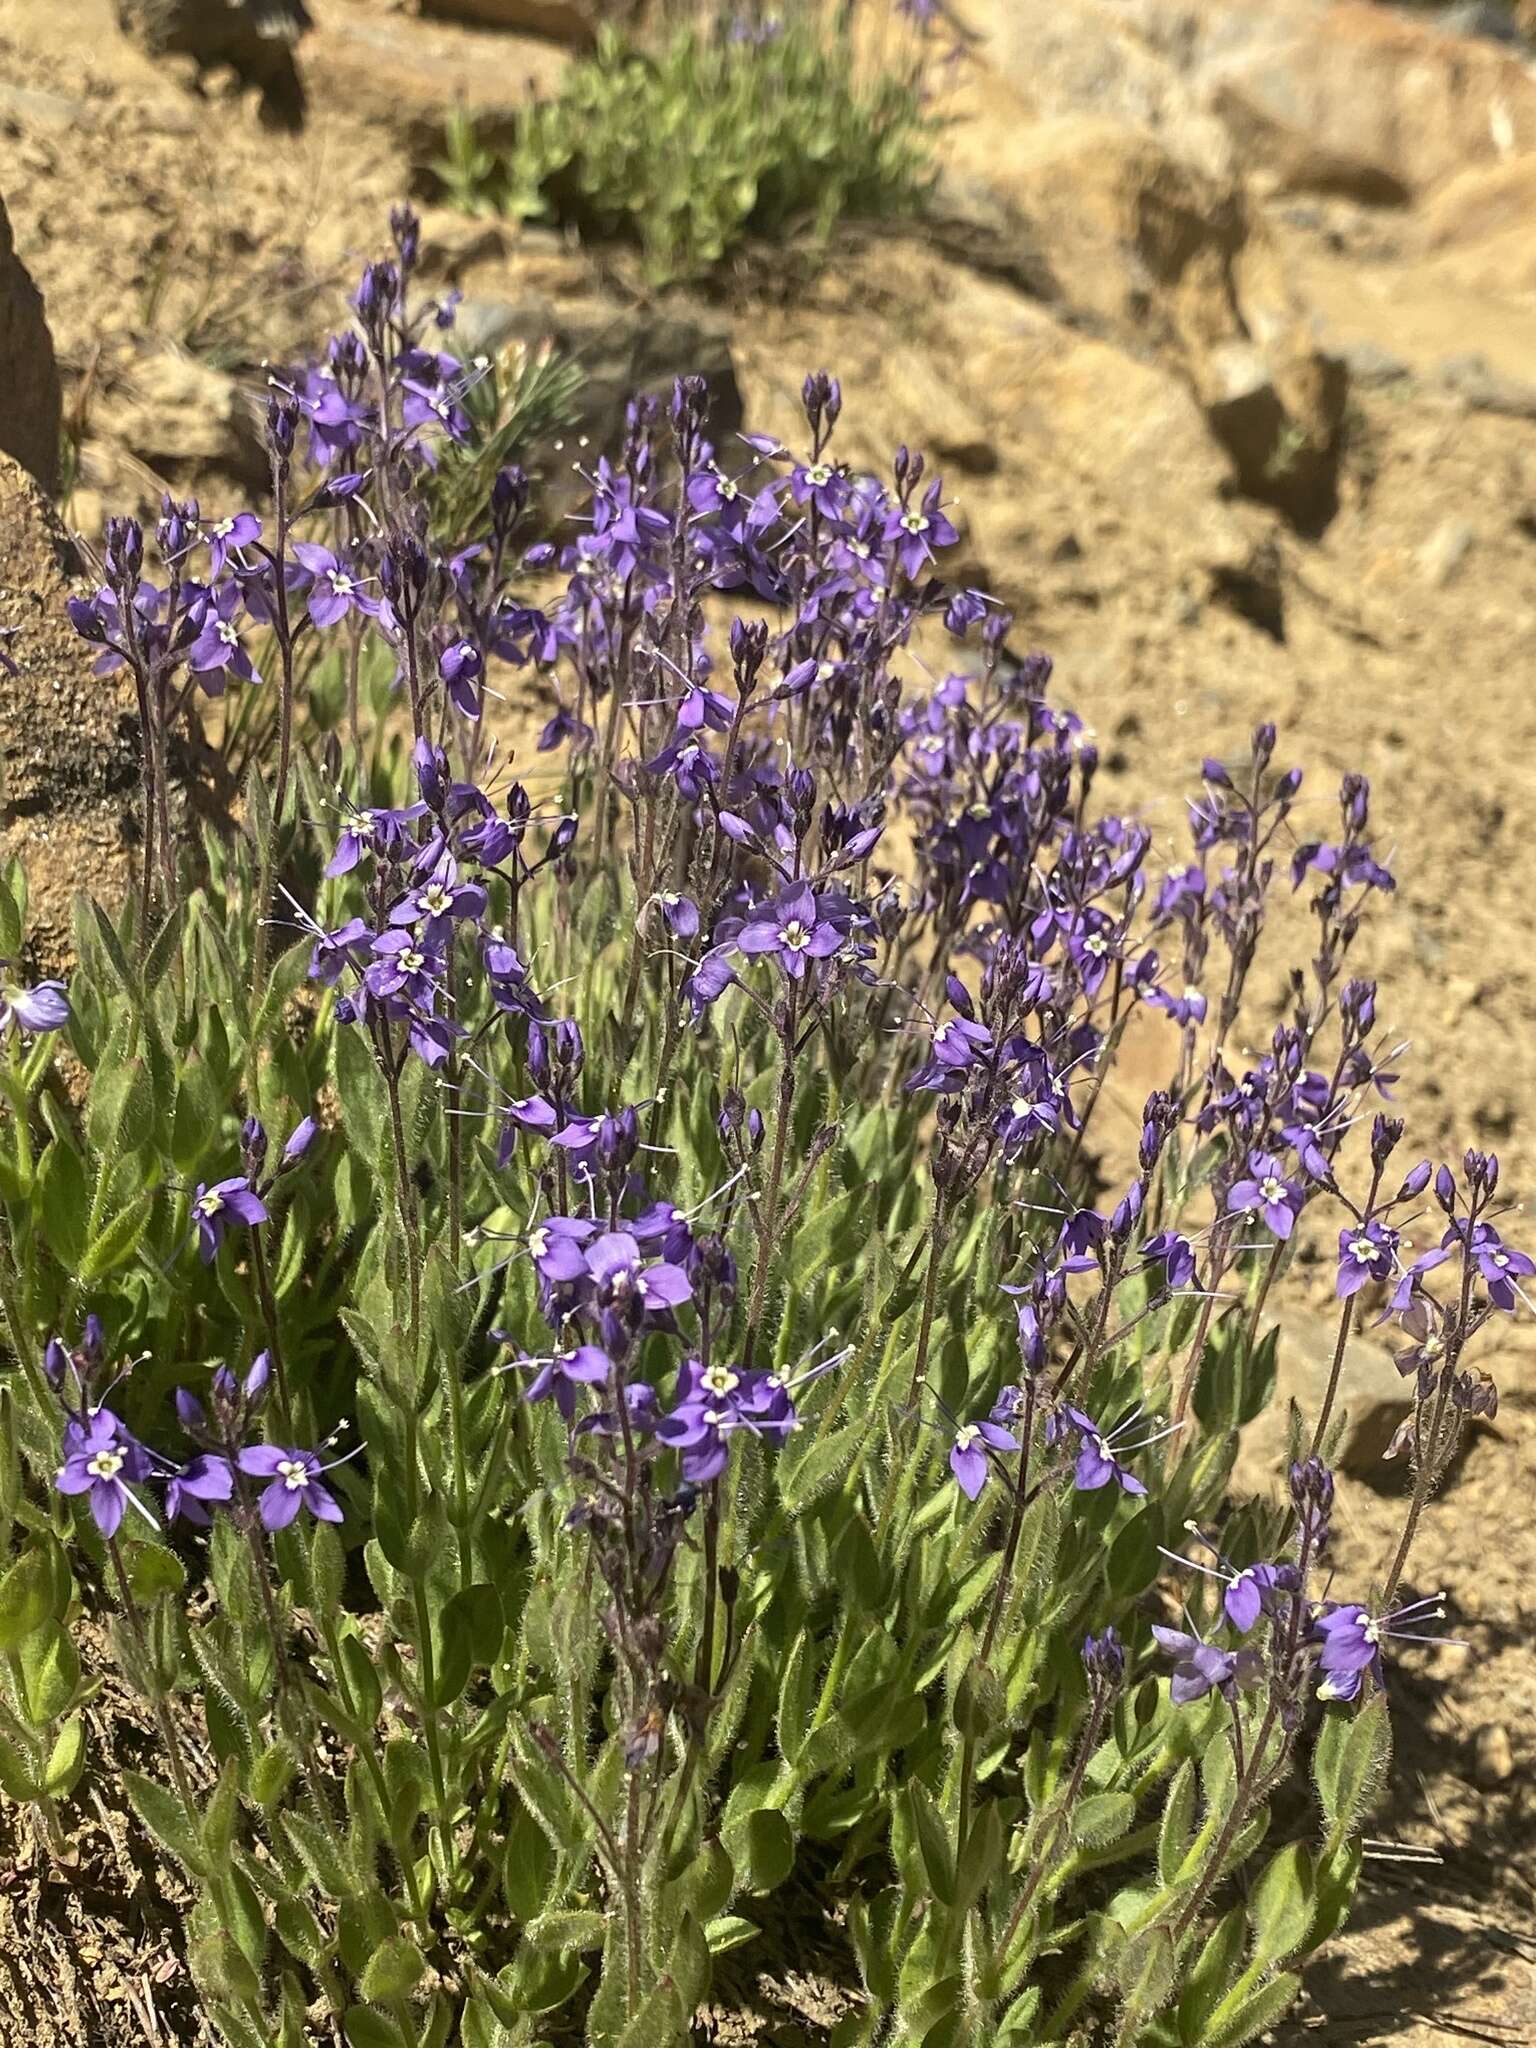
[55,1409,154,1537]
[187,583,260,694]
[735,884,844,981]
[883,479,958,578]
[1,977,70,1035]
[192,1176,269,1262]
[237,1444,347,1529]
[165,1453,234,1528]
[1336,1218,1398,1299]
[1142,1231,1196,1292]
[203,511,260,575]
[282,1115,319,1165]
[1050,1405,1170,1496]
[292,543,382,629]
[949,1418,1019,1500]
[1228,1151,1303,1240]
[1152,1625,1258,1705]
[584,1231,692,1312]
[1313,1593,1449,1702]
[1465,1222,1535,1313]
[511,1343,612,1421]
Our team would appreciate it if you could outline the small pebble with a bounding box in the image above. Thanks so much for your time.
[1474,1722,1514,1787]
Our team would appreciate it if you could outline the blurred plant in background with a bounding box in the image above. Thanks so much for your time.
[431,1,939,283]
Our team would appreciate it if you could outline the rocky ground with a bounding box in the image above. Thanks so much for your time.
[1,0,1535,2040]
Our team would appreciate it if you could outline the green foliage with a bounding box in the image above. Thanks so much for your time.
[434,13,936,284]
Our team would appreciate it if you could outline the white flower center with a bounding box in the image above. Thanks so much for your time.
[528,1227,549,1259]
[87,1449,124,1481]
[196,1191,224,1216]
[277,1458,309,1492]
[217,621,239,647]
[214,518,235,538]
[702,1365,739,1397]
[399,949,425,974]
[804,463,833,487]
[780,919,811,952]
[955,1425,979,1451]
[1350,1237,1375,1261]
[328,570,354,596]
[422,885,451,914]
[900,512,929,535]
[1260,1176,1285,1204]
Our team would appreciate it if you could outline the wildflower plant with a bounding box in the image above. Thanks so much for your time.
[0,209,1508,2048]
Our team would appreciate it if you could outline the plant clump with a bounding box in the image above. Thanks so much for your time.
[0,208,1509,2048]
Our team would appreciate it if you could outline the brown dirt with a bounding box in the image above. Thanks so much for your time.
[0,0,1534,2040]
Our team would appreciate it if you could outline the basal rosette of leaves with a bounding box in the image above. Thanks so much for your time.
[432,6,938,286]
[0,210,1510,2048]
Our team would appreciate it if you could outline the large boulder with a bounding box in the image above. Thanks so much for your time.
[90,341,269,494]
[1192,0,1536,201]
[946,115,1348,529]
[116,0,311,79]
[417,0,604,41]
[0,457,138,963]
[0,196,62,494]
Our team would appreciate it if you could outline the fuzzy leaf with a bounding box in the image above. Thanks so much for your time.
[123,1769,208,1876]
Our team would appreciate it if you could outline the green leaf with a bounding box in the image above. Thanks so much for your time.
[729,1806,794,1895]
[0,1727,38,1801]
[17,1621,78,1725]
[1203,1969,1301,2048]
[43,1713,86,1798]
[705,1913,759,1957]
[434,1582,504,1707]
[78,1190,154,1285]
[954,1798,1004,1917]
[344,2010,406,2048]
[1071,1792,1136,1849]
[1313,1694,1391,1852]
[902,1780,955,1907]
[36,1138,89,1266]
[524,1909,607,1953]
[1177,1906,1247,2045]
[1157,1760,1197,1885]
[251,1737,300,1813]
[1249,1840,1315,1966]
[0,1547,54,1650]
[123,1769,208,1876]
[360,1935,427,2004]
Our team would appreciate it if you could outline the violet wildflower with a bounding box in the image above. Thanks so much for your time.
[734,884,845,980]
[1050,1405,1175,1496]
[509,1343,613,1420]
[192,1175,269,1262]
[292,542,381,628]
[165,1453,235,1528]
[0,976,70,1035]
[202,510,260,575]
[237,1444,348,1529]
[55,1410,154,1537]
[1336,1218,1398,1298]
[1142,1231,1197,1292]
[949,1418,1019,1500]
[1313,1593,1451,1702]
[1228,1150,1303,1239]
[1152,1624,1258,1705]
[187,583,260,694]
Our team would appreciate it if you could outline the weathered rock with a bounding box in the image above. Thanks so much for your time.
[417,0,605,42]
[1473,1722,1515,1788]
[0,456,138,964]
[0,194,61,493]
[92,342,268,492]
[948,116,1348,528]
[299,0,566,145]
[1199,0,1536,201]
[117,0,311,80]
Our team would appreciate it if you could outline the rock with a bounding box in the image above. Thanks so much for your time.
[1418,517,1477,588]
[949,116,1348,529]
[298,0,567,146]
[92,343,268,492]
[1435,353,1536,420]
[417,0,602,42]
[0,457,138,964]
[1231,1307,1406,1504]
[1473,1722,1514,1788]
[1199,1,1536,202]
[117,0,311,79]
[952,0,1237,183]
[0,194,62,494]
